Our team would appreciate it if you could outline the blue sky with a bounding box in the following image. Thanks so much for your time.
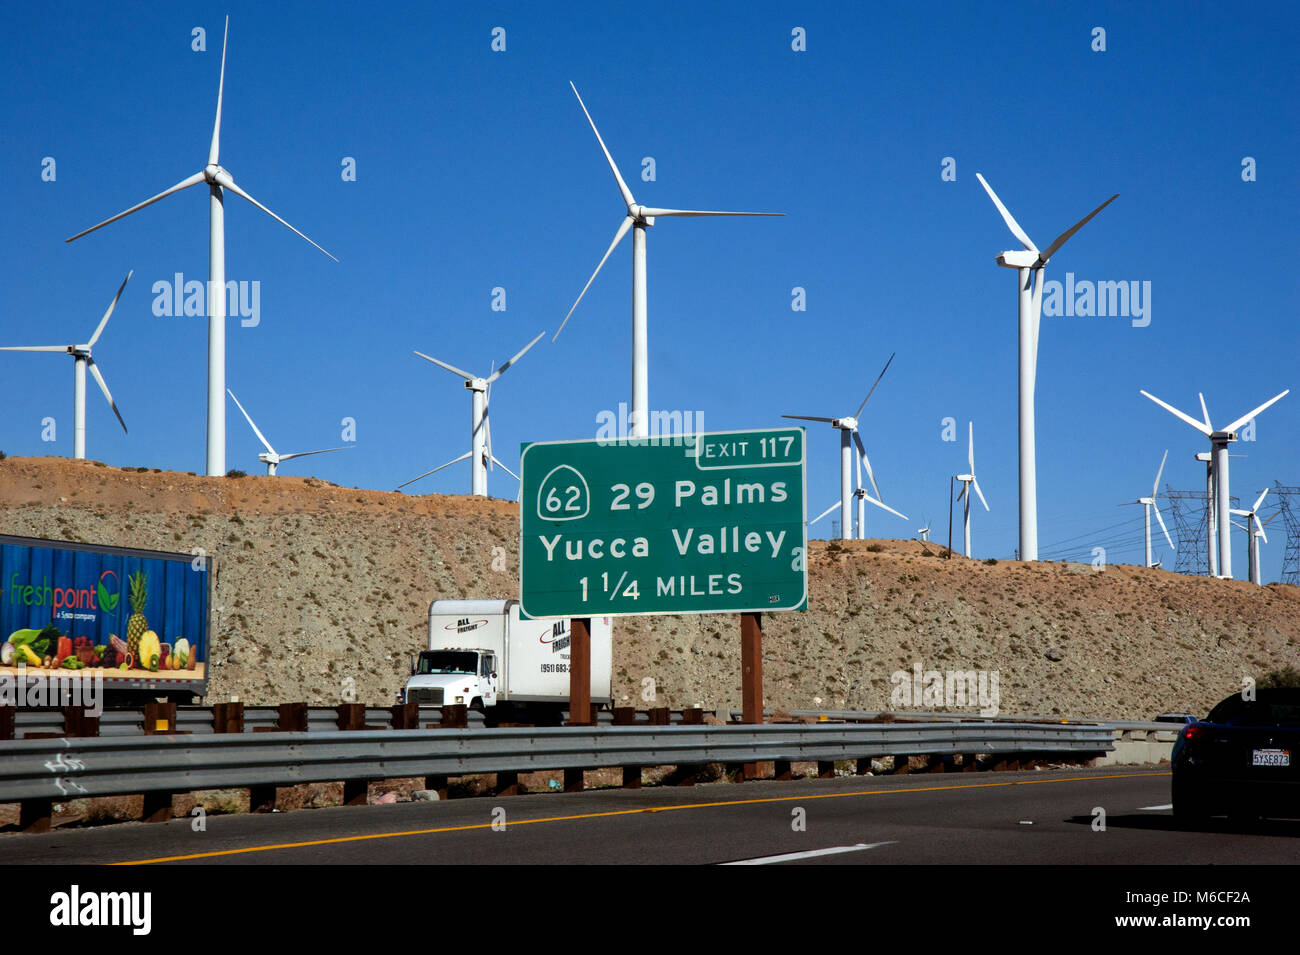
[1,1,1296,580]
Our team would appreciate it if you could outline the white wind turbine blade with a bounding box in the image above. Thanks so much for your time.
[975,173,1037,252]
[956,482,968,503]
[413,351,475,382]
[1223,390,1289,435]
[0,345,69,353]
[488,331,545,384]
[553,215,633,342]
[65,171,207,243]
[87,270,133,347]
[968,421,976,474]
[1198,393,1212,430]
[397,451,473,491]
[1252,488,1269,513]
[1152,501,1174,551]
[277,446,353,462]
[226,389,277,456]
[1140,390,1214,436]
[569,82,636,209]
[855,352,895,419]
[810,501,840,524]
[781,414,836,423]
[863,493,908,521]
[1253,513,1268,544]
[638,208,784,218]
[972,477,989,512]
[1036,193,1119,263]
[1230,520,1249,532]
[1152,449,1168,499]
[86,359,127,435]
[852,430,881,500]
[213,171,339,262]
[209,16,229,166]
[490,456,520,481]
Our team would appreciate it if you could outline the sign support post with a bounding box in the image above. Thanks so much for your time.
[567,617,592,726]
[740,611,763,780]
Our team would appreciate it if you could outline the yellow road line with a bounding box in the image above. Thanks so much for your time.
[113,770,1170,865]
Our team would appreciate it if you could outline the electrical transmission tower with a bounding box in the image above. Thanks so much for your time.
[1166,486,1210,576]
[1273,483,1300,586]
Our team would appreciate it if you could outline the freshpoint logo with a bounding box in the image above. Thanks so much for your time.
[6,571,117,614]
[49,885,151,935]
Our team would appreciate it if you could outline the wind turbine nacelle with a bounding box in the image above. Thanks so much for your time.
[465,378,488,391]
[1211,430,1237,442]
[956,473,974,482]
[1195,452,1211,462]
[833,416,857,430]
[996,250,1039,269]
[258,453,278,465]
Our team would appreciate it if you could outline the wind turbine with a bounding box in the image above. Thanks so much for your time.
[1128,450,1175,568]
[227,389,352,476]
[955,422,989,557]
[0,271,132,459]
[917,520,931,542]
[1230,489,1272,586]
[1141,388,1288,578]
[554,83,782,438]
[975,173,1118,562]
[65,17,336,477]
[852,444,908,539]
[784,354,898,541]
[399,332,545,497]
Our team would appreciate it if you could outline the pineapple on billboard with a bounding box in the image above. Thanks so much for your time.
[0,534,211,702]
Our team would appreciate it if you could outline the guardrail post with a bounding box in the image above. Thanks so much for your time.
[337,703,376,731]
[390,703,419,729]
[423,774,449,799]
[622,766,642,789]
[563,768,584,793]
[817,760,835,779]
[19,798,52,834]
[280,702,308,732]
[773,759,792,781]
[495,771,519,797]
[0,706,13,740]
[961,753,979,772]
[141,791,173,823]
[440,704,468,729]
[648,707,670,726]
[342,780,369,806]
[249,786,276,813]
[681,707,704,725]
[612,707,637,725]
[143,701,177,734]
[855,758,872,775]
[566,617,593,726]
[214,701,244,733]
[63,705,99,738]
[891,755,911,774]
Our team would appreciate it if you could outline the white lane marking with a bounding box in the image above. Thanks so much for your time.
[721,841,897,865]
[1139,804,1173,811]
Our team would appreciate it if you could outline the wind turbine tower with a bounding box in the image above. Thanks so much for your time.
[66,18,336,476]
[975,174,1117,562]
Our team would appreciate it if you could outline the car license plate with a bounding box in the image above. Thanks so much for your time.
[1252,748,1290,767]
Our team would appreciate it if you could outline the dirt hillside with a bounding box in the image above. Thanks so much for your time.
[1,456,1297,719]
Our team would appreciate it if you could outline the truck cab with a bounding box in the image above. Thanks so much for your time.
[406,648,498,709]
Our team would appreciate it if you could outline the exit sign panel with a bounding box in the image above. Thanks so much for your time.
[520,428,807,618]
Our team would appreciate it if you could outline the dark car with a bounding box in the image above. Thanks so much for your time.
[1172,689,1300,823]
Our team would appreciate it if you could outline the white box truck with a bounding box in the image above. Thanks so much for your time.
[401,599,612,725]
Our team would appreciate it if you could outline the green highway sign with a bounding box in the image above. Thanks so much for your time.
[520,428,807,618]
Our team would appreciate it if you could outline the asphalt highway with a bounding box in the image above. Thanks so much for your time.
[3,767,1298,865]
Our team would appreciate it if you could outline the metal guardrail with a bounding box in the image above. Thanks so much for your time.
[735,708,1185,733]
[0,721,1114,803]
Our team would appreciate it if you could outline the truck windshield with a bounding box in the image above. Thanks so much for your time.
[417,651,479,676]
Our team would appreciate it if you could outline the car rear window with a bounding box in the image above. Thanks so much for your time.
[1207,694,1300,726]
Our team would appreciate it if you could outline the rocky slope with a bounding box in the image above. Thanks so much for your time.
[1,456,1296,719]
